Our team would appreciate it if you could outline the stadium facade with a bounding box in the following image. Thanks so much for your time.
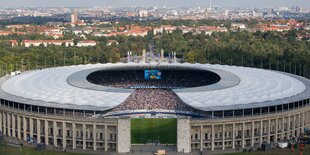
[0,63,309,153]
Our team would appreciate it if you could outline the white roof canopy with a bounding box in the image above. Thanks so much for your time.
[0,63,308,111]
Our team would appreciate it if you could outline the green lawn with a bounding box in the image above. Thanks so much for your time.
[131,118,177,144]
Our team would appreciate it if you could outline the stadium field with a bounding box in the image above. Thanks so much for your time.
[131,118,177,144]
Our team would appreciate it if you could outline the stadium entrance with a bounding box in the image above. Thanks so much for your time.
[130,118,177,152]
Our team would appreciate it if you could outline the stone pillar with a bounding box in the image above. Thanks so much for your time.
[297,114,300,136]
[222,124,225,150]
[281,117,285,140]
[232,123,235,149]
[306,111,308,127]
[12,114,16,137]
[117,119,131,153]
[93,123,97,150]
[0,112,2,133]
[72,123,76,149]
[251,121,255,147]
[29,118,33,138]
[288,115,291,137]
[3,113,6,135]
[23,117,27,140]
[211,124,214,151]
[267,119,270,143]
[293,114,296,137]
[83,124,86,150]
[200,125,203,151]
[275,118,278,143]
[104,125,108,151]
[242,122,245,148]
[259,120,263,145]
[62,122,66,148]
[302,112,305,132]
[53,121,57,147]
[37,119,41,143]
[17,115,21,139]
[45,120,48,145]
[7,114,11,136]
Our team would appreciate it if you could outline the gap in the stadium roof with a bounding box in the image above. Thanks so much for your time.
[86,67,220,117]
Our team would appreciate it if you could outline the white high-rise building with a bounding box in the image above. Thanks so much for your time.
[209,0,212,11]
[71,11,78,23]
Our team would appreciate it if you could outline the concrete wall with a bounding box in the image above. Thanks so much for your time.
[177,119,191,153]
[117,119,131,153]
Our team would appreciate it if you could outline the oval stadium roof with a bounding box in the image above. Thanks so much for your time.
[0,62,309,111]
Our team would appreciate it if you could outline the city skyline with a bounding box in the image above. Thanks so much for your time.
[0,0,309,8]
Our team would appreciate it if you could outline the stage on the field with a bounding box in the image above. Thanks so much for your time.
[131,118,177,144]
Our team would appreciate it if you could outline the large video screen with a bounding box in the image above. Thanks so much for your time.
[144,70,161,80]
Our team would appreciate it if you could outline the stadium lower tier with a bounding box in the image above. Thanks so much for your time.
[0,101,310,153]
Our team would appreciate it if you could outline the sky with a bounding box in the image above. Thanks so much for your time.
[0,0,308,8]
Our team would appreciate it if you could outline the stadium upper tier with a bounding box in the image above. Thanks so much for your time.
[0,62,309,111]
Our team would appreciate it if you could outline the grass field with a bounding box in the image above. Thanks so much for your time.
[131,118,177,144]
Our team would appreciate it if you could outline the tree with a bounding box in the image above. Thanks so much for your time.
[185,51,195,63]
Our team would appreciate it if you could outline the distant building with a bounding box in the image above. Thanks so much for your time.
[77,40,97,47]
[9,40,18,47]
[71,11,78,24]
[23,40,74,47]
[70,10,86,26]
[231,23,246,29]
[139,10,148,17]
[0,31,11,36]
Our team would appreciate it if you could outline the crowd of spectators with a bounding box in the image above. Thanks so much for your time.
[86,69,220,112]
[113,88,193,111]
[87,69,220,89]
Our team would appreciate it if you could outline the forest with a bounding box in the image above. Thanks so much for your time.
[0,28,309,78]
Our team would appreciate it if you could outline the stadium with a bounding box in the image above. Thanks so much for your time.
[0,62,309,153]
